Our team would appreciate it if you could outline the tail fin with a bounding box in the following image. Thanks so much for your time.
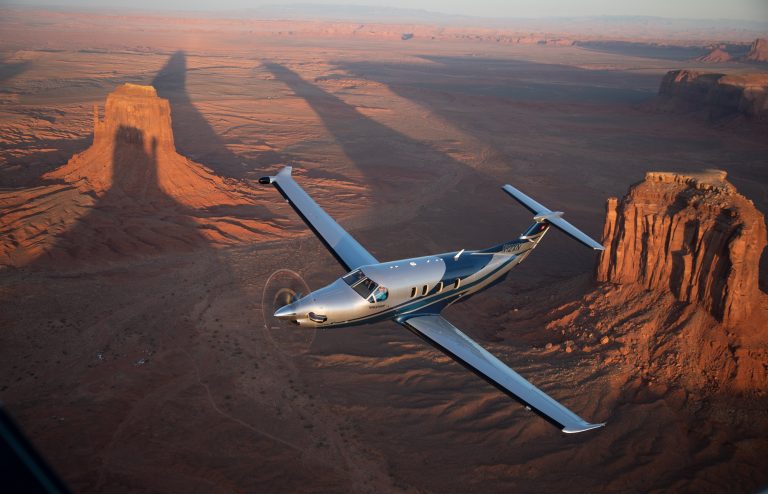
[502,185,604,250]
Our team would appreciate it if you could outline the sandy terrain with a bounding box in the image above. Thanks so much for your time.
[1,8,768,493]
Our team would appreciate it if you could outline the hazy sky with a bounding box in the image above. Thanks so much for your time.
[7,0,768,21]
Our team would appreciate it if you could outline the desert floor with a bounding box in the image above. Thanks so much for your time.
[2,13,768,493]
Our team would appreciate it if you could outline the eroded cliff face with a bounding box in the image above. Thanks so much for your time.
[537,171,768,398]
[597,171,766,326]
[655,70,768,121]
[0,84,287,267]
[745,37,768,62]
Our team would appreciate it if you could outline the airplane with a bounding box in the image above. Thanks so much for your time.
[259,166,606,434]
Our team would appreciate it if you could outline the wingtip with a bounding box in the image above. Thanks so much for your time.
[277,165,293,177]
[264,166,293,184]
[562,422,606,434]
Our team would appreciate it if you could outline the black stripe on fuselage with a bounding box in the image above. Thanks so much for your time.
[438,252,492,284]
[398,317,566,430]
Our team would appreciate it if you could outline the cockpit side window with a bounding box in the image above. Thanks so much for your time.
[370,286,388,302]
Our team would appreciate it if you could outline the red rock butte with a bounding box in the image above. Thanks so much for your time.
[745,37,768,62]
[597,170,767,326]
[0,83,286,267]
[48,83,246,208]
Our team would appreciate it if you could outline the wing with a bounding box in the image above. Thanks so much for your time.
[399,314,605,434]
[262,166,378,272]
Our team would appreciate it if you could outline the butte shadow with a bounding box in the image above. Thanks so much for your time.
[575,41,710,61]
[259,61,524,264]
[333,54,768,226]
[3,88,342,491]
[261,61,483,204]
[151,51,284,179]
[0,59,30,84]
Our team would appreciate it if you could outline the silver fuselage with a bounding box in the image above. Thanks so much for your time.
[275,225,548,328]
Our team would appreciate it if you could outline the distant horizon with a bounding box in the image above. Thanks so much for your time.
[4,0,768,24]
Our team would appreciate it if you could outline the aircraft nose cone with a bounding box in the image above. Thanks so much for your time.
[274,303,298,321]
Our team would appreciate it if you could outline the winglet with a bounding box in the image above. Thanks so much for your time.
[562,422,606,434]
[259,165,292,184]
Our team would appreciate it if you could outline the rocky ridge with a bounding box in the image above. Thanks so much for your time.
[655,69,768,121]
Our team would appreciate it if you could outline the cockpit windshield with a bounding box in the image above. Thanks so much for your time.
[343,269,388,302]
[342,269,366,286]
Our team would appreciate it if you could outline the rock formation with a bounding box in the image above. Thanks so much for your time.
[597,170,766,326]
[46,84,251,208]
[695,47,732,63]
[744,37,768,62]
[0,84,286,267]
[655,69,768,121]
[543,171,767,396]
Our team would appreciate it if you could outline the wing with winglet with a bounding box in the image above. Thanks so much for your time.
[260,166,378,272]
[399,314,605,434]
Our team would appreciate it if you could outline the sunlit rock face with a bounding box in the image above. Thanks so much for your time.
[549,171,767,396]
[745,37,768,62]
[46,83,245,208]
[597,170,766,326]
[0,84,287,267]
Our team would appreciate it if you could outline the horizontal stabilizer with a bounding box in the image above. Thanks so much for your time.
[502,184,604,251]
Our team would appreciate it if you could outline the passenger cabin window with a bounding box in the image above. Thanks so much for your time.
[421,285,428,296]
[436,281,444,293]
[454,278,461,289]
[343,269,387,302]
[410,287,417,298]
